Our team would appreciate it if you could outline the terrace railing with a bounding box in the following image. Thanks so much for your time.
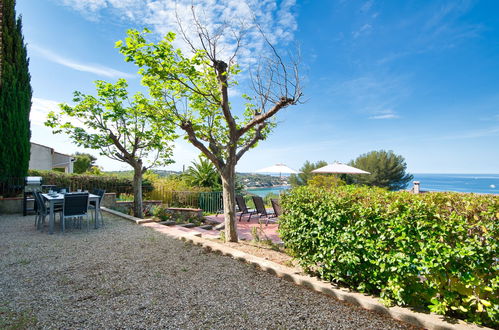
[146,188,223,213]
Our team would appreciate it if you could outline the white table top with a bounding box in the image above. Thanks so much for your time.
[42,193,99,201]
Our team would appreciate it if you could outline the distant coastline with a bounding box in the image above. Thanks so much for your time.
[244,174,499,197]
[244,184,291,190]
[412,173,499,195]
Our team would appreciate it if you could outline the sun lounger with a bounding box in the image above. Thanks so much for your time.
[251,195,276,226]
[235,195,256,221]
[271,198,282,218]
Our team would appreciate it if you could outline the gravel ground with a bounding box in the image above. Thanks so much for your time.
[0,213,416,329]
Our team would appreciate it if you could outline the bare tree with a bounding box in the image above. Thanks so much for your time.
[117,6,302,241]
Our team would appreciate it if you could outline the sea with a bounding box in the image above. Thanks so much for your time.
[246,174,499,197]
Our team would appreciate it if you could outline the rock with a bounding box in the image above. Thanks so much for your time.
[214,223,225,230]
[178,223,196,228]
[198,225,213,230]
[159,221,176,226]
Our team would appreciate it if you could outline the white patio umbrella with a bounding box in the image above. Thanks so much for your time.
[311,162,370,174]
[255,163,299,178]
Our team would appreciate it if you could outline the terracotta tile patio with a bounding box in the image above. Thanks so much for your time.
[204,212,281,243]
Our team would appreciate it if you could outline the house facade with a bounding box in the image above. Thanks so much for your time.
[29,142,74,173]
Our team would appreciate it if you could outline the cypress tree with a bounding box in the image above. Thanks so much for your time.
[0,0,32,179]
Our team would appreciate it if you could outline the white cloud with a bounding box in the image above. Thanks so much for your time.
[352,23,372,38]
[30,97,61,126]
[330,74,409,118]
[369,113,399,120]
[438,126,499,140]
[30,45,135,78]
[360,0,373,13]
[30,97,90,130]
[61,0,107,13]
[56,0,298,67]
[369,109,399,120]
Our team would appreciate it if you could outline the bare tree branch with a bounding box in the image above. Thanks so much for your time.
[179,120,223,170]
[236,124,265,161]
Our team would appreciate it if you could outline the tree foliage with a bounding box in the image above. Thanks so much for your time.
[72,152,97,174]
[117,17,302,241]
[307,175,345,190]
[183,156,221,189]
[45,79,176,217]
[349,150,413,190]
[289,160,327,187]
[0,0,32,178]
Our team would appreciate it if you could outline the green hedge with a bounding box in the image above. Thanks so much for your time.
[279,186,498,327]
[28,170,141,194]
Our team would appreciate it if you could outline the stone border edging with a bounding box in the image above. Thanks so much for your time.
[101,207,154,224]
[104,208,490,330]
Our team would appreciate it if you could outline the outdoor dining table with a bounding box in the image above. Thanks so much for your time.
[41,193,102,234]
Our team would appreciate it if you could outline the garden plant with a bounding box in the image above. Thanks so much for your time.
[279,186,498,327]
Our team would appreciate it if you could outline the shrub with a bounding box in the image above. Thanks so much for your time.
[152,205,173,221]
[146,177,210,207]
[113,202,156,217]
[29,170,134,193]
[307,175,345,189]
[279,186,498,327]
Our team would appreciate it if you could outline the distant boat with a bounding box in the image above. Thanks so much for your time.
[490,184,496,188]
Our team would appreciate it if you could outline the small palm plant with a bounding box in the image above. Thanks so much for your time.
[183,157,222,190]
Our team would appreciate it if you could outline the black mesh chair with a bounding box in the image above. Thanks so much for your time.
[62,193,90,232]
[235,195,256,222]
[34,191,50,230]
[34,191,63,231]
[252,195,276,226]
[89,189,105,227]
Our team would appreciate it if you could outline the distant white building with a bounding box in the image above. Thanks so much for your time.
[29,142,74,173]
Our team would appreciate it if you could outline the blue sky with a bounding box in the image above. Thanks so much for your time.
[17,0,499,174]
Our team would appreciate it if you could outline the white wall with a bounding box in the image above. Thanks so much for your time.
[29,143,74,173]
[29,143,53,170]
[52,152,73,173]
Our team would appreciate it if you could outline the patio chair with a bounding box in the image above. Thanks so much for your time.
[235,195,256,222]
[251,195,276,226]
[34,191,59,230]
[34,191,63,231]
[271,198,283,218]
[61,193,90,232]
[89,189,105,227]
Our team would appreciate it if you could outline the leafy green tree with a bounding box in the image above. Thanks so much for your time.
[46,79,176,218]
[117,23,302,241]
[307,175,345,190]
[0,0,32,179]
[289,160,327,187]
[183,156,221,189]
[86,166,103,176]
[349,150,413,190]
[72,152,97,174]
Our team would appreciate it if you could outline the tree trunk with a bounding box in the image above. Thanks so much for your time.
[132,168,143,218]
[221,163,238,242]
